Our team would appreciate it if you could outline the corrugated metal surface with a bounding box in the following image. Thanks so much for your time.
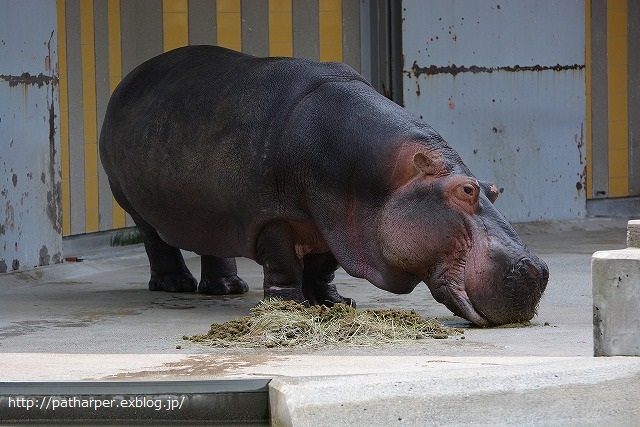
[402,0,586,222]
[0,0,62,272]
[57,0,360,237]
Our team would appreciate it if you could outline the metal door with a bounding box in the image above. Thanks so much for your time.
[401,0,586,222]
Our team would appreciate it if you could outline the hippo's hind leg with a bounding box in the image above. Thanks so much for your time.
[257,221,354,306]
[109,182,197,292]
[302,253,355,307]
[198,256,249,295]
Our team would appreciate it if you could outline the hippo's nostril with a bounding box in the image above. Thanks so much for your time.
[514,258,543,280]
[524,259,540,277]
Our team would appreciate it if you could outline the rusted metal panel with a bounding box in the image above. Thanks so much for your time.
[402,0,586,221]
[0,0,62,272]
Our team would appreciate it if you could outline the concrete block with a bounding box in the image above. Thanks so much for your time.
[592,220,640,356]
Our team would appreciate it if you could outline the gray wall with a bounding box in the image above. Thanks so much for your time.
[402,0,586,222]
[0,0,62,272]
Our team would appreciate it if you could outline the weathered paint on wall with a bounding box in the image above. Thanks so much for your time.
[402,0,586,222]
[0,0,62,272]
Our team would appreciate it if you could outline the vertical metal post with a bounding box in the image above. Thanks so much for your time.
[628,0,640,196]
[359,0,403,104]
[590,0,609,199]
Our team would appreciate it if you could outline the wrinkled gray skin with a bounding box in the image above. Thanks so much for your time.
[99,46,548,326]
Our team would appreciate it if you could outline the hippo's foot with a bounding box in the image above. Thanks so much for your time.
[262,283,354,308]
[303,275,356,308]
[199,275,249,295]
[263,279,354,308]
[198,255,247,295]
[263,285,307,303]
[148,271,198,292]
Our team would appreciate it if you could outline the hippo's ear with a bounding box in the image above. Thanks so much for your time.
[479,180,500,204]
[413,152,439,176]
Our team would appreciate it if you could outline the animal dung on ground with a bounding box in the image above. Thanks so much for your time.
[186,299,463,348]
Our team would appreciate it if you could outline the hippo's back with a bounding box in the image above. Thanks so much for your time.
[101,46,366,166]
[99,45,368,257]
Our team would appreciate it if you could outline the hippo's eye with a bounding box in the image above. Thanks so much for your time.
[455,182,480,213]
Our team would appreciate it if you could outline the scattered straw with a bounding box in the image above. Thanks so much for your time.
[186,299,463,348]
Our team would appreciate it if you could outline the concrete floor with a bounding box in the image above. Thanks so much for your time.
[1,217,639,426]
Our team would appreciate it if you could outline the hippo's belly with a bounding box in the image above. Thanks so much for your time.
[152,211,252,258]
[118,170,319,260]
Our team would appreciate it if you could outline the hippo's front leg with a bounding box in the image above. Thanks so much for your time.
[302,253,355,307]
[257,222,354,306]
[257,222,306,302]
[198,255,249,295]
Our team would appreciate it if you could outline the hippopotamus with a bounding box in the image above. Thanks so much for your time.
[99,45,548,326]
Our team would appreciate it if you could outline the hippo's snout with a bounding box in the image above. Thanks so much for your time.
[520,258,542,278]
[511,257,549,294]
[510,257,549,284]
[479,255,549,325]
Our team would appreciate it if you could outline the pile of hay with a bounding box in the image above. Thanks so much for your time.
[186,299,463,348]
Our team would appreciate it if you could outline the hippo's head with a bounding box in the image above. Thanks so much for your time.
[377,147,549,326]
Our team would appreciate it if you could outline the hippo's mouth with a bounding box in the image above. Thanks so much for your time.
[437,280,490,326]
[428,256,548,326]
[425,255,491,326]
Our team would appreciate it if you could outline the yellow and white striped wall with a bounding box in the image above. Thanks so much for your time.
[586,0,640,203]
[56,0,362,237]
